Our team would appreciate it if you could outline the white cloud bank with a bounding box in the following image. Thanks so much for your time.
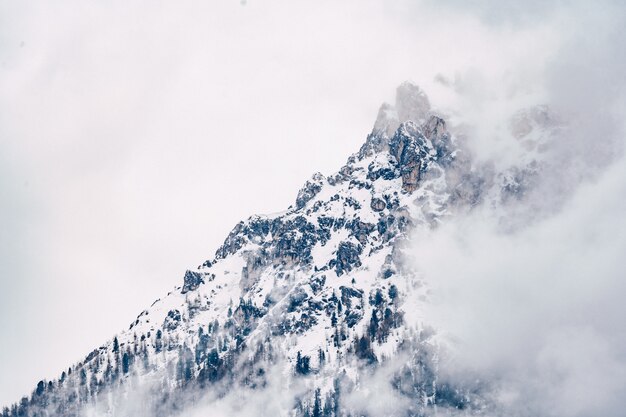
[409,0,626,411]
[410,4,626,417]
[414,155,626,415]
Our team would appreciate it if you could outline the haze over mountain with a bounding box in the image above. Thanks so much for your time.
[1,1,625,416]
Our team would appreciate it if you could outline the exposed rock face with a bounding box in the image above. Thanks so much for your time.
[370,197,386,211]
[360,83,448,193]
[295,172,325,209]
[163,309,182,331]
[390,122,430,192]
[362,82,434,161]
[425,115,453,164]
[181,270,204,294]
[333,241,362,276]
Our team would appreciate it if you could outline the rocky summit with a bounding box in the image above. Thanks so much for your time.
[3,83,557,417]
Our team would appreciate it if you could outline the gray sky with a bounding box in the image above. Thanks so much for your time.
[1,0,624,408]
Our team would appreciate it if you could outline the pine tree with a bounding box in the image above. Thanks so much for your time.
[312,388,322,417]
[388,284,398,301]
[112,336,119,353]
[89,374,98,396]
[318,348,326,368]
[333,378,341,417]
[155,329,163,353]
[35,380,45,396]
[295,351,311,375]
[122,352,131,374]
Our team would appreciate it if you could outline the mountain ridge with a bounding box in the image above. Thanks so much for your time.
[3,82,556,417]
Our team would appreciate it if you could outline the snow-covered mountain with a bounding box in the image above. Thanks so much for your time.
[3,83,559,417]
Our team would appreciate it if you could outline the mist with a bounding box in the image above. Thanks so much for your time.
[408,1,626,415]
[414,157,626,415]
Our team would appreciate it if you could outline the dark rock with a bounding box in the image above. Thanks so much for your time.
[370,198,386,212]
[163,309,182,331]
[287,287,309,313]
[270,216,318,265]
[182,270,204,294]
[295,173,325,209]
[349,179,370,190]
[344,197,362,210]
[332,217,346,231]
[340,286,363,303]
[234,298,264,322]
[215,221,247,259]
[367,155,398,182]
[390,122,430,193]
[359,132,390,159]
[309,275,326,294]
[334,241,362,276]
[241,251,270,291]
[377,215,395,237]
[395,208,414,233]
[347,219,376,244]
[345,310,363,328]
[245,217,271,240]
[384,193,400,210]
[424,115,452,164]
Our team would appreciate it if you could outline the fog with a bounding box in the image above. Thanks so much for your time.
[409,1,626,415]
[414,157,626,415]
[1,0,625,412]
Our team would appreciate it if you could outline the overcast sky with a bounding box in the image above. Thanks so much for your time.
[1,0,624,408]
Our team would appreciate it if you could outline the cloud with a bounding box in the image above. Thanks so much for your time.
[411,103,626,417]
[401,3,626,415]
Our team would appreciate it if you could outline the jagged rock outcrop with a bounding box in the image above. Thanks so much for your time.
[181,270,204,294]
[389,121,430,192]
[295,172,325,209]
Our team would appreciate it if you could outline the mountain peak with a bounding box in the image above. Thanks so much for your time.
[372,82,432,138]
[396,81,431,124]
[372,102,398,137]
